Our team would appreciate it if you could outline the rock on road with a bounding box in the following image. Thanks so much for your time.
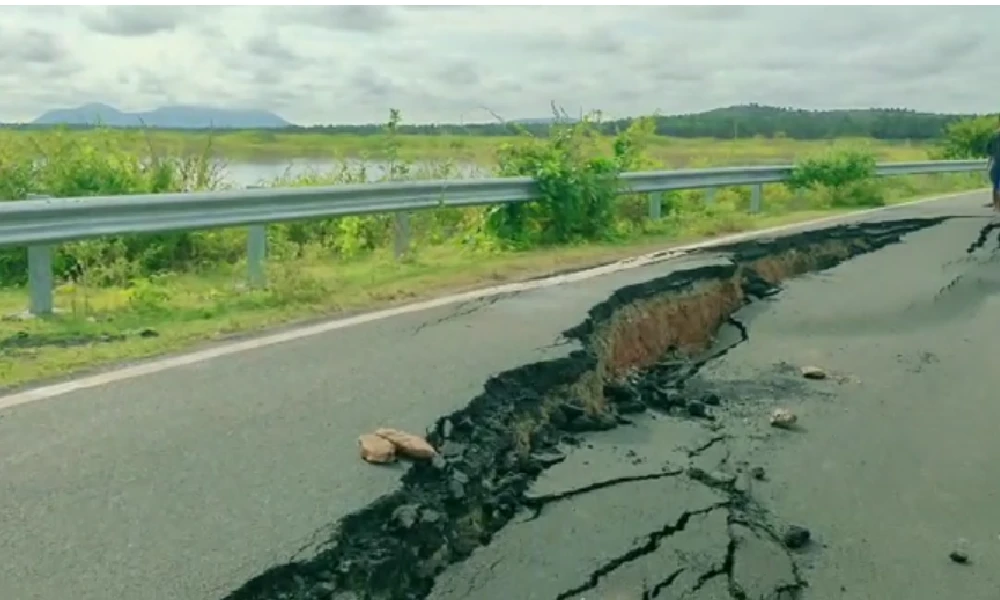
[1,190,999,600]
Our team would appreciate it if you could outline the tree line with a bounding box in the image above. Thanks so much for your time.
[2,104,989,141]
[293,105,969,141]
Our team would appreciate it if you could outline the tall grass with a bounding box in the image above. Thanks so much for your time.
[0,125,940,166]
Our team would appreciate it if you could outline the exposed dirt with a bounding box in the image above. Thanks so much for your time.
[219,217,946,600]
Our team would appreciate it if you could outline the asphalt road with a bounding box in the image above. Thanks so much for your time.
[1,190,997,600]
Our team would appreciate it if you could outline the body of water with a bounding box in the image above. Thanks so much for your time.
[221,159,491,188]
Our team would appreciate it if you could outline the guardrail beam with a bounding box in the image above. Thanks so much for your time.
[0,160,986,308]
[0,161,985,250]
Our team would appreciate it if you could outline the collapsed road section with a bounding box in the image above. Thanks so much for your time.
[220,217,947,600]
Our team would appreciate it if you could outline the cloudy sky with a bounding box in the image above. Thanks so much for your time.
[1,5,997,125]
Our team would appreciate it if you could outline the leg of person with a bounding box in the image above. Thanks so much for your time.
[993,168,1000,211]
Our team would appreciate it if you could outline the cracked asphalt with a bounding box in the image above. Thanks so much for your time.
[431,196,1000,599]
[1,189,999,600]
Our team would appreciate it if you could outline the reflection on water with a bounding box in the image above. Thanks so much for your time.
[221,159,491,188]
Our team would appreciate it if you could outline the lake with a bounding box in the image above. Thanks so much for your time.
[222,159,492,188]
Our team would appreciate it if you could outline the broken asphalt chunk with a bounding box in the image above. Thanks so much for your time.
[950,539,970,564]
[604,383,647,414]
[769,408,798,429]
[391,504,420,529]
[560,404,619,432]
[701,391,722,406]
[529,449,567,468]
[686,400,708,418]
[783,525,812,549]
[800,365,827,380]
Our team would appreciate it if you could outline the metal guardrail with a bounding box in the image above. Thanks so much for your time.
[0,159,987,316]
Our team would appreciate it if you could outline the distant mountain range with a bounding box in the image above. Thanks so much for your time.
[32,103,291,129]
[29,104,582,130]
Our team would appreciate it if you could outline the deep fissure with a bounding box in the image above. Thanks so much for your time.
[220,217,947,600]
[965,220,1000,254]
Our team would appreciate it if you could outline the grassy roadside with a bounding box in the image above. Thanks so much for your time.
[0,178,983,392]
[0,110,989,392]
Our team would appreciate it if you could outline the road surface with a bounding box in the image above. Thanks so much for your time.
[1,190,997,599]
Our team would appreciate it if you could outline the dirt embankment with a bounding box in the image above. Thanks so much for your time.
[220,218,946,600]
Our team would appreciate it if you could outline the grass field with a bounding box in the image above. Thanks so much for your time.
[0,124,985,390]
[0,128,937,167]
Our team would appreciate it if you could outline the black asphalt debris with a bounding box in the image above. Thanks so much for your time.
[783,525,812,550]
[801,365,827,380]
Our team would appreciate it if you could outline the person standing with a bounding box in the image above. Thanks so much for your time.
[988,117,1000,211]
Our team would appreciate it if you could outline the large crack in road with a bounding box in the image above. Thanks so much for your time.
[220,217,949,600]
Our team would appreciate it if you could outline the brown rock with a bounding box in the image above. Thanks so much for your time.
[359,434,396,464]
[374,428,438,460]
[769,408,798,429]
[800,365,827,380]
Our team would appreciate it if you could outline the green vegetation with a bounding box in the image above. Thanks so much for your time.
[0,104,983,163]
[0,128,940,165]
[935,114,1000,159]
[0,109,989,390]
[786,148,881,208]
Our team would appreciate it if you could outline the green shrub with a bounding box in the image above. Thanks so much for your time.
[0,128,226,286]
[487,111,657,248]
[786,148,882,207]
[935,115,998,159]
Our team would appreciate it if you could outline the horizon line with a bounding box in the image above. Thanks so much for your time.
[10,102,991,130]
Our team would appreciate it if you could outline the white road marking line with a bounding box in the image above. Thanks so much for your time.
[0,189,985,411]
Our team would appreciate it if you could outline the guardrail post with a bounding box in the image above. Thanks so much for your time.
[393,213,411,259]
[24,194,55,317]
[244,185,267,289]
[27,244,54,316]
[705,188,717,206]
[749,184,763,214]
[247,225,267,289]
[647,193,662,220]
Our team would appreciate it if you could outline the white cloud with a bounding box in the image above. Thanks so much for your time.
[0,6,996,125]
